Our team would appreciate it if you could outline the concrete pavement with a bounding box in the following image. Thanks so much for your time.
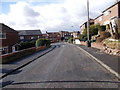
[2,43,119,88]
[75,44,120,78]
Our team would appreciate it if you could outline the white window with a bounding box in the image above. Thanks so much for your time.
[104,10,111,16]
[0,32,6,39]
[20,36,24,40]
[0,46,8,55]
[104,11,109,16]
[31,37,34,39]
[99,16,102,21]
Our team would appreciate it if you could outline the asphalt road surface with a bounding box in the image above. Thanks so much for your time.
[2,43,119,88]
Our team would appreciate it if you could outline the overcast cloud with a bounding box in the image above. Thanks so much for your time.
[0,0,118,33]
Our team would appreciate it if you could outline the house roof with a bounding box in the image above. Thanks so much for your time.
[80,19,94,28]
[18,30,42,36]
[94,14,103,20]
[0,23,18,33]
[94,1,120,20]
[102,1,120,13]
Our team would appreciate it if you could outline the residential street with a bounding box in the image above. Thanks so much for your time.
[2,43,119,88]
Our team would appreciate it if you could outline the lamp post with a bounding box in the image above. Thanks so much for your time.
[86,0,91,47]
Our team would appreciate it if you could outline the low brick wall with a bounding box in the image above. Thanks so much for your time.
[0,46,47,64]
[36,46,46,52]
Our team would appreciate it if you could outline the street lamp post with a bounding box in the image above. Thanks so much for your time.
[86,0,91,47]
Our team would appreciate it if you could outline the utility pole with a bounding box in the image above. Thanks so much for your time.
[87,0,90,41]
[86,0,91,47]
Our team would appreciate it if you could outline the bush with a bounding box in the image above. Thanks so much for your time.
[81,24,98,39]
[90,24,98,36]
[96,37,105,43]
[103,39,120,49]
[79,35,85,41]
[96,24,106,32]
[19,40,36,50]
[100,31,111,38]
[96,32,111,42]
[68,38,74,43]
[36,39,51,47]
[91,39,96,42]
[83,37,88,42]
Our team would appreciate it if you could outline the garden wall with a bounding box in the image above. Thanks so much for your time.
[0,46,46,64]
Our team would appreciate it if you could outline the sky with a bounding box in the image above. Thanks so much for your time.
[0,0,118,33]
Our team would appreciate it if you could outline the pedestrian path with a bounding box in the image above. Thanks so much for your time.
[77,45,119,75]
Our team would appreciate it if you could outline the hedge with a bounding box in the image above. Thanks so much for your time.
[36,39,51,47]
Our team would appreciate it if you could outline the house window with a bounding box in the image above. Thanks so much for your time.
[31,36,34,39]
[20,36,24,40]
[99,16,102,21]
[0,32,6,39]
[104,10,111,16]
[0,46,8,55]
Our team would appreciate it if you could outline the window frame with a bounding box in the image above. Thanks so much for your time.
[0,32,6,39]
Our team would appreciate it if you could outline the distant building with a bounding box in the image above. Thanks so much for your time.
[46,32,61,43]
[0,23,19,55]
[94,1,120,25]
[41,34,48,39]
[80,19,94,34]
[18,30,42,42]
[72,31,80,38]
[59,31,73,41]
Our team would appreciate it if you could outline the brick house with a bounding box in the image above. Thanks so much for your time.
[0,23,19,55]
[46,32,61,43]
[80,19,94,34]
[59,31,73,41]
[94,1,120,26]
[18,30,42,42]
[72,31,80,38]
[41,34,48,39]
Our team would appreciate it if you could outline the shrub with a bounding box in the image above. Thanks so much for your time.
[30,40,36,47]
[96,24,106,32]
[45,39,51,46]
[90,24,98,36]
[68,38,74,43]
[96,32,111,42]
[79,34,85,41]
[103,39,120,49]
[96,37,105,43]
[81,24,98,39]
[36,39,51,47]
[100,31,111,38]
[83,37,88,42]
[19,40,36,50]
